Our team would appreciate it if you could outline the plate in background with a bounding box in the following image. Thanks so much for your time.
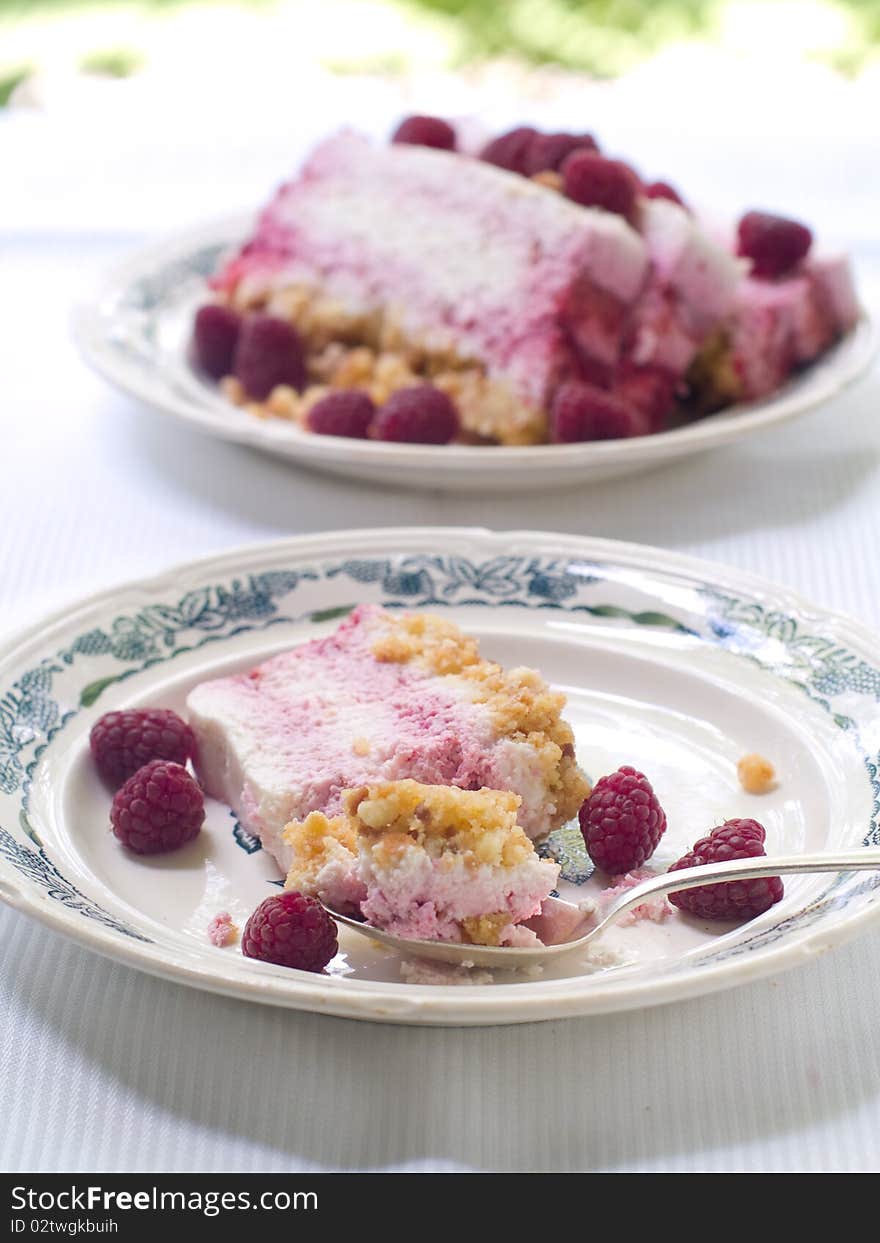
[71,217,877,494]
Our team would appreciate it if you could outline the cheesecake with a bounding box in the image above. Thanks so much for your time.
[213,129,649,444]
[284,780,560,946]
[195,119,859,444]
[187,605,589,874]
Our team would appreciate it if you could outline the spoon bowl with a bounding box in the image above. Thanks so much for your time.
[324,849,880,969]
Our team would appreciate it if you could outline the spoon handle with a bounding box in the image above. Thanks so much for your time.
[597,848,880,932]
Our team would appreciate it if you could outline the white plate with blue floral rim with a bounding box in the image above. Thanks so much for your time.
[2,527,880,1026]
[70,217,877,494]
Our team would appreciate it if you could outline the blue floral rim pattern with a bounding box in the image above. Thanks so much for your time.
[1,550,878,958]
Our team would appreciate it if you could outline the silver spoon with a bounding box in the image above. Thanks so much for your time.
[324,849,880,968]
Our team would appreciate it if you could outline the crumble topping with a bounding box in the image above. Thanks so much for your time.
[282,779,558,945]
[459,912,516,946]
[531,170,564,192]
[686,328,743,411]
[737,752,777,794]
[347,780,535,869]
[284,810,358,893]
[370,611,590,829]
[220,280,547,444]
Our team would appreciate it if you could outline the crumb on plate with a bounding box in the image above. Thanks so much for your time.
[737,752,776,794]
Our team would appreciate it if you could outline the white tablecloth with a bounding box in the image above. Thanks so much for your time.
[3,66,880,1172]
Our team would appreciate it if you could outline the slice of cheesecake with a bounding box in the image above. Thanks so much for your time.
[692,254,859,406]
[213,130,650,443]
[284,780,560,946]
[187,605,588,873]
[203,123,859,442]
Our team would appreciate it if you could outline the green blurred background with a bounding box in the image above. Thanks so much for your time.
[3,0,879,107]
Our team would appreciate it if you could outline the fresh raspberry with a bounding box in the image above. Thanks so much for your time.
[307,389,375,439]
[579,766,668,874]
[192,304,242,380]
[242,891,338,972]
[550,381,647,443]
[737,211,813,278]
[392,114,456,150]
[233,313,306,400]
[110,760,204,855]
[523,131,598,176]
[612,364,679,433]
[479,126,538,174]
[645,180,687,208]
[562,151,640,222]
[668,818,783,920]
[372,384,459,444]
[90,708,196,787]
[573,354,614,390]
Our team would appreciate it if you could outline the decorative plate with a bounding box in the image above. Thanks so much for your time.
[70,217,877,494]
[2,528,879,1025]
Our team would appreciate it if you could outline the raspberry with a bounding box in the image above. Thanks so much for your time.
[579,766,668,874]
[372,384,459,444]
[737,211,813,279]
[612,364,679,433]
[392,114,456,151]
[307,389,375,439]
[479,126,538,174]
[242,891,338,972]
[90,708,196,787]
[192,304,242,380]
[233,313,306,400]
[523,131,598,176]
[668,818,784,920]
[562,151,640,222]
[110,760,204,855]
[550,381,647,443]
[645,180,687,209]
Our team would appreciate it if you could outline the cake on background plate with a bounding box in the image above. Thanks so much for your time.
[193,118,859,446]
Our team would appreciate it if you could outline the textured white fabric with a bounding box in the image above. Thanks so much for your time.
[3,75,880,1173]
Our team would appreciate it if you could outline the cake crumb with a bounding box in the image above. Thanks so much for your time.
[737,753,777,794]
[207,911,238,947]
[266,384,300,420]
[219,375,246,406]
[399,959,495,986]
[531,170,564,192]
[351,736,371,756]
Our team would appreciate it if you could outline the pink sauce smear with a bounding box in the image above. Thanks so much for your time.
[207,911,238,947]
[600,869,672,926]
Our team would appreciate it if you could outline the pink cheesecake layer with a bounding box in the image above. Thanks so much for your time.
[729,261,853,400]
[187,605,571,870]
[360,849,558,945]
[632,199,742,375]
[807,254,860,334]
[215,130,650,408]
